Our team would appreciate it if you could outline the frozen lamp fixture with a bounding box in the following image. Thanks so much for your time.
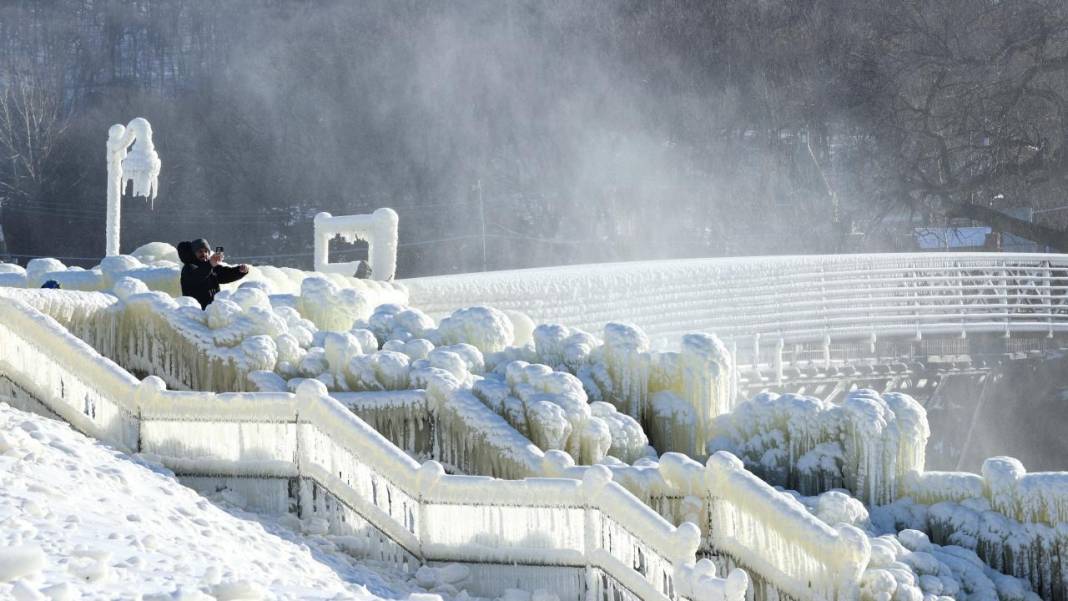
[105,118,161,256]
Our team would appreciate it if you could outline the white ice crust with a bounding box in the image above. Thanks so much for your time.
[2,249,1065,601]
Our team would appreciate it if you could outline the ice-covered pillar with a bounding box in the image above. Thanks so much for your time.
[313,208,399,280]
[602,323,651,422]
[822,333,832,368]
[680,333,735,457]
[106,118,161,256]
[773,337,784,385]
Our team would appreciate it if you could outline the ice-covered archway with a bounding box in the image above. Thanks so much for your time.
[313,208,398,281]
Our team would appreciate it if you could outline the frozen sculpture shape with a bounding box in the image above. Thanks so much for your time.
[314,208,399,281]
[106,118,161,256]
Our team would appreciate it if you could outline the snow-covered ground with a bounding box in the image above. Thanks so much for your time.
[0,401,425,601]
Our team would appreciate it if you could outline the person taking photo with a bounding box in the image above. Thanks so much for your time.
[177,238,249,309]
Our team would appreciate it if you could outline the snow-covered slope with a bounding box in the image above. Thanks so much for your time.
[0,401,414,600]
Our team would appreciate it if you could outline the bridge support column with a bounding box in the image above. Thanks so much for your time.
[774,338,784,385]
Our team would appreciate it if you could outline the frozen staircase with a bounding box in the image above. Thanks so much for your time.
[0,296,753,601]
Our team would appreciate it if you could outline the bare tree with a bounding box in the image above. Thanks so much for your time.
[861,0,1068,249]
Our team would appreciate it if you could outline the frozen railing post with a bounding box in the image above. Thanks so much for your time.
[982,456,1026,517]
[416,460,444,556]
[132,376,166,453]
[683,560,749,601]
[294,377,330,520]
[106,118,161,256]
[314,208,399,280]
[670,515,751,601]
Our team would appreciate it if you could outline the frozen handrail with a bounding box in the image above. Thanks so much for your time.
[0,297,745,601]
[403,252,1068,352]
[704,452,869,601]
[903,459,1068,526]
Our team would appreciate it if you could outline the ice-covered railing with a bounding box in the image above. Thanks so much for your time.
[0,242,408,302]
[403,253,1068,355]
[874,458,1068,600]
[0,297,747,601]
[704,452,869,601]
[1,274,406,392]
[0,289,909,600]
[421,373,871,601]
[0,295,139,452]
[903,456,1068,526]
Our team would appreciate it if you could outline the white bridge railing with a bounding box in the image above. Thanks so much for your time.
[0,297,746,601]
[404,253,1068,353]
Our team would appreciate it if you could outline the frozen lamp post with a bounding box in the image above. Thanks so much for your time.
[106,118,161,256]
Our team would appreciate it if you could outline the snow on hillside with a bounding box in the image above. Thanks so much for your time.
[0,401,419,601]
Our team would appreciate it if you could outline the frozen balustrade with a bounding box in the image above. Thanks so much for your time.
[705,452,869,601]
[403,253,1068,354]
[0,244,408,302]
[873,459,1068,600]
[904,456,1068,526]
[0,296,746,601]
[0,296,139,452]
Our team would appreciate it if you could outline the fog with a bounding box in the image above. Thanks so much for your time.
[3,1,1068,469]
[0,0,856,274]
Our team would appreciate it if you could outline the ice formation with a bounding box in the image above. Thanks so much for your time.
[314,208,399,281]
[106,118,160,257]
[471,360,651,465]
[707,389,929,505]
[4,249,1068,601]
[0,242,408,305]
[861,529,1042,601]
[1,295,749,601]
[863,456,1068,600]
[503,322,736,458]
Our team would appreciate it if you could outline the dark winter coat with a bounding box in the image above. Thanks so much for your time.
[177,240,247,309]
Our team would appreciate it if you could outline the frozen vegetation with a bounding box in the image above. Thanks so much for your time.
[1,245,1066,601]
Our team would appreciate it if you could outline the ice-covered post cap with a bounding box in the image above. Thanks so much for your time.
[705,451,743,489]
[417,460,445,495]
[671,522,702,562]
[982,455,1026,515]
[582,464,613,497]
[834,523,872,568]
[540,449,575,476]
[135,375,167,408]
[295,378,329,402]
[724,569,749,601]
[982,456,1026,482]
